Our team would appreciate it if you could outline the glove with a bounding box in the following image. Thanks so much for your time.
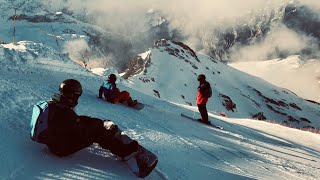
[103,120,119,136]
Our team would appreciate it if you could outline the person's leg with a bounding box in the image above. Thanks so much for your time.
[50,117,104,156]
[197,104,209,123]
[114,91,130,103]
[119,91,138,107]
[95,120,139,158]
[202,104,209,122]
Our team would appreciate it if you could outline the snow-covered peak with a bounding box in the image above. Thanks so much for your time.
[91,67,119,78]
[146,9,166,27]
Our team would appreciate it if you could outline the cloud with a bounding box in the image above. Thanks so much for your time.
[298,0,320,10]
[45,0,319,67]
[229,25,317,61]
[46,0,284,36]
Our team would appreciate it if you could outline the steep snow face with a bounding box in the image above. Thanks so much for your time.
[123,40,320,129]
[230,56,320,103]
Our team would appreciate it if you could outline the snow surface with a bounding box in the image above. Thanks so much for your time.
[0,42,320,180]
[230,56,320,103]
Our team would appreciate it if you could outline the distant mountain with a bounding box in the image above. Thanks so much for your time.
[230,55,320,103]
[122,39,320,129]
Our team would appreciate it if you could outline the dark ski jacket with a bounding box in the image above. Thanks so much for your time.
[46,94,104,156]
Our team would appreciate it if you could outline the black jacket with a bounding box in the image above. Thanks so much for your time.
[47,94,103,156]
[198,81,211,94]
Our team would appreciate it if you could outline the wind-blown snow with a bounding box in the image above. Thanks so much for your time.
[0,42,319,179]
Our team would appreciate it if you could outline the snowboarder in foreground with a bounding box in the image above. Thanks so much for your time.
[196,74,212,124]
[30,79,158,177]
[31,79,139,158]
[99,74,138,107]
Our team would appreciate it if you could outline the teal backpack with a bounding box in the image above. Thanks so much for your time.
[30,100,55,144]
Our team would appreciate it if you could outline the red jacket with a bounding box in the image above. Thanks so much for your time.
[196,82,210,105]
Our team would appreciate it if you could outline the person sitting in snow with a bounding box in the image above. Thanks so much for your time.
[98,74,137,107]
[31,79,139,158]
[196,74,212,124]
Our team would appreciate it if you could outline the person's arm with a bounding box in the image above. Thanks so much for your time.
[101,83,118,102]
[78,116,119,137]
[109,84,118,99]
[200,83,210,95]
[110,83,117,91]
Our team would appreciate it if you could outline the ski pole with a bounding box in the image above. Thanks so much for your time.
[193,108,196,119]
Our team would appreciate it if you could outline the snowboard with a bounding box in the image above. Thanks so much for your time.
[112,124,158,178]
[98,97,144,110]
[181,113,224,130]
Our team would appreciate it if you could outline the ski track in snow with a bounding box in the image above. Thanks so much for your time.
[142,116,251,178]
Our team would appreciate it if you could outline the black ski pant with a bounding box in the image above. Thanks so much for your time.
[48,117,138,158]
[197,104,208,122]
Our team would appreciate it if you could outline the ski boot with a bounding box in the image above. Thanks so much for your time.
[128,98,138,107]
[197,118,211,125]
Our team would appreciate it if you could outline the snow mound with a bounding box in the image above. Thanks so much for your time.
[0,41,69,64]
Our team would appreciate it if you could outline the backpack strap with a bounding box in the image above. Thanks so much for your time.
[47,100,56,125]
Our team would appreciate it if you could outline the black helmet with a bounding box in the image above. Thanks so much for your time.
[59,79,82,96]
[108,74,117,83]
[59,79,82,107]
[197,74,206,81]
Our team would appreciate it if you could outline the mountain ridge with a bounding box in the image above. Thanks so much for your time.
[121,39,320,129]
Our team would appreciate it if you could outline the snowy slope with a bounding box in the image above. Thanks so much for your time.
[1,42,320,179]
[230,56,320,103]
[0,0,120,69]
[121,40,320,130]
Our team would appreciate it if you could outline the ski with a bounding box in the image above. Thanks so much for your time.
[181,113,224,130]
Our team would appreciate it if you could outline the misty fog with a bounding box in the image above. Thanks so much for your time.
[42,0,320,70]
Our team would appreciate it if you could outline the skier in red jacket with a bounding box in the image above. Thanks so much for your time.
[196,74,212,124]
